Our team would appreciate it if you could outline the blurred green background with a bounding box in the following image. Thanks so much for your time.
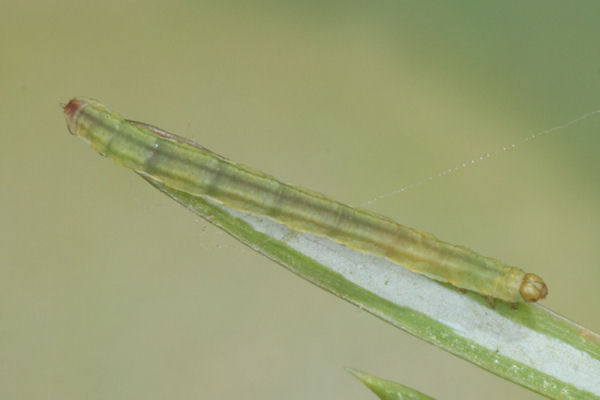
[2,1,599,399]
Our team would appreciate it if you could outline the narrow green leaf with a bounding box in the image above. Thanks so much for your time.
[142,175,600,399]
[346,367,434,400]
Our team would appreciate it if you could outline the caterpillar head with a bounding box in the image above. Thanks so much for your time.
[520,273,548,302]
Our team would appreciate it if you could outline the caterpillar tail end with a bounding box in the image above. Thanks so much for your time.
[520,273,548,302]
[63,97,90,135]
